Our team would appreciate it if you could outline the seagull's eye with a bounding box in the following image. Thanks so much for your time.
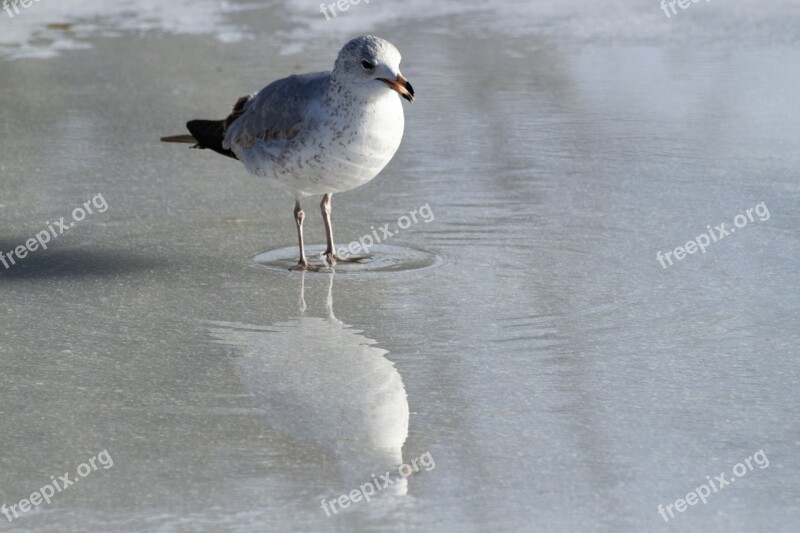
[361,60,375,70]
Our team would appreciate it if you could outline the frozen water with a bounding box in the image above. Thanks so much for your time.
[1,0,798,531]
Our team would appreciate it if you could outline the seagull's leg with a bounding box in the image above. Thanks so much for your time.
[290,198,310,271]
[321,193,337,267]
[320,193,369,265]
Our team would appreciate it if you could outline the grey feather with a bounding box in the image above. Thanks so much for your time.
[223,72,330,151]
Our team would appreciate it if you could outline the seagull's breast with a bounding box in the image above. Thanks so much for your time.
[240,91,406,196]
[310,92,405,192]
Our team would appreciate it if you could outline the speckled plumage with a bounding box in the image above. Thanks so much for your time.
[222,35,411,197]
[163,35,414,269]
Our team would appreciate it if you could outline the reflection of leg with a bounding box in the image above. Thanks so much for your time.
[290,199,309,271]
[298,271,307,314]
[325,273,337,322]
[321,194,336,267]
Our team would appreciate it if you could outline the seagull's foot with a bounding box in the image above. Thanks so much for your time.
[289,258,317,272]
[290,258,333,272]
[333,254,370,264]
[319,252,369,268]
[322,251,338,268]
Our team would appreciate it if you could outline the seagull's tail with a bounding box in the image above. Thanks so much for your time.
[160,120,237,160]
[186,119,236,159]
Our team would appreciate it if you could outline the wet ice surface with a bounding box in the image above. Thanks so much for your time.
[253,244,442,275]
[1,0,799,531]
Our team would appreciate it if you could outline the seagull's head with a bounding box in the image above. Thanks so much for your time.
[333,35,415,103]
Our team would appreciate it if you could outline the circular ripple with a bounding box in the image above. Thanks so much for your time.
[253,244,442,274]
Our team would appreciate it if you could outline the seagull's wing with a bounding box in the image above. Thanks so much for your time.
[223,71,330,154]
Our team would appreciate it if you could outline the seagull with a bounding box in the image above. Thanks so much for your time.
[161,35,415,270]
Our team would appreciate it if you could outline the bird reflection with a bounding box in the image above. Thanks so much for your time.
[209,273,409,495]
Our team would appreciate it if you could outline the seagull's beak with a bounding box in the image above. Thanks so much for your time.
[379,74,415,103]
